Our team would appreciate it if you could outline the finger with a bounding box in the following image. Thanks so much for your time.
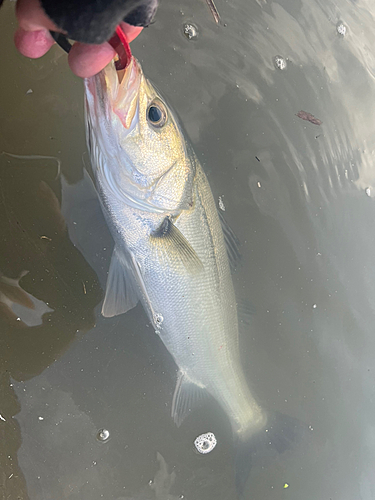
[68,42,116,78]
[68,24,143,78]
[16,0,61,32]
[14,27,55,58]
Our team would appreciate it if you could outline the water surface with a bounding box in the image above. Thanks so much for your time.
[1,0,375,498]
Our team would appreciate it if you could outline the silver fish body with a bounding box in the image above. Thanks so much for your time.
[84,57,266,440]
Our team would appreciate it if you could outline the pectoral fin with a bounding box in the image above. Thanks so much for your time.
[150,218,203,274]
[102,246,139,317]
[171,371,206,427]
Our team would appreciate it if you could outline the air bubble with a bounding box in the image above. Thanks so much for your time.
[97,428,110,442]
[183,23,198,40]
[154,313,164,328]
[365,187,371,197]
[274,55,287,70]
[336,21,347,36]
[194,432,217,454]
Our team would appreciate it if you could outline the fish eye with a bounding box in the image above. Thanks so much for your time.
[147,100,167,128]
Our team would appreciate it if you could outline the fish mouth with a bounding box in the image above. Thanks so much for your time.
[111,56,142,130]
[85,55,142,133]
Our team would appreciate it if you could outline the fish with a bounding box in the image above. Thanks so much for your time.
[84,54,300,494]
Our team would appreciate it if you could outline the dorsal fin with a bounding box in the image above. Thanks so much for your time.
[218,211,241,270]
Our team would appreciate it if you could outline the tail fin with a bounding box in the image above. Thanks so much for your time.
[235,411,306,496]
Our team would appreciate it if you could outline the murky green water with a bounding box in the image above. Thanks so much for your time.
[1,0,375,498]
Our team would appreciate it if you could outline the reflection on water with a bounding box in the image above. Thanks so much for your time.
[0,270,54,327]
[1,0,375,498]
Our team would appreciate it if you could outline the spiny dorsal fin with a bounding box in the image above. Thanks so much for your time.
[237,299,256,329]
[218,211,241,271]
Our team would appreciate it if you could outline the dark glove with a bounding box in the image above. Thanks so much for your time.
[40,0,158,44]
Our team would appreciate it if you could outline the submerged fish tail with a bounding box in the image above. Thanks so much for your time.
[234,411,306,496]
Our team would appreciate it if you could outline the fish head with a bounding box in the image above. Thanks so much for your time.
[84,58,195,214]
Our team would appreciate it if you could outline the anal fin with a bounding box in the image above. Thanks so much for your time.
[171,371,206,427]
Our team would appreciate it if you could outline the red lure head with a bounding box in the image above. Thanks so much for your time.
[108,26,132,70]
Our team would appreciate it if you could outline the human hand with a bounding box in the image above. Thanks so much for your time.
[14,0,148,77]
